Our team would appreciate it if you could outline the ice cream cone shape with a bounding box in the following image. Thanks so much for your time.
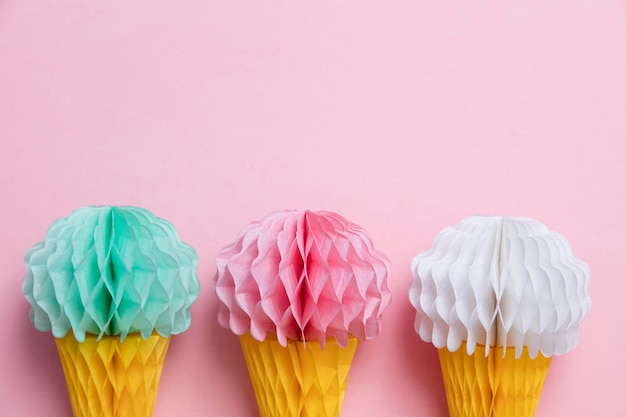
[23,207,199,416]
[217,211,390,417]
[411,216,591,417]
[239,333,359,417]
[55,331,171,417]
[438,343,551,417]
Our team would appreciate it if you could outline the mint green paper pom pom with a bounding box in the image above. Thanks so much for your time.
[23,206,200,342]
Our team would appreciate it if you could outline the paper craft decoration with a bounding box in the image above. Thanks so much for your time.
[23,206,200,417]
[409,215,591,417]
[215,210,392,417]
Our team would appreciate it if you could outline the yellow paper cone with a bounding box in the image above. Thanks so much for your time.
[491,347,551,417]
[438,345,493,417]
[438,343,551,417]
[239,334,358,417]
[55,331,171,417]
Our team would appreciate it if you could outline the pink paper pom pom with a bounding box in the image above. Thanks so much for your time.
[215,210,391,347]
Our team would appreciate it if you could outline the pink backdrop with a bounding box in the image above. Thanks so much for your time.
[1,1,625,416]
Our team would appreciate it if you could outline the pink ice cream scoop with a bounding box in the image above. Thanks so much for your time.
[215,210,392,347]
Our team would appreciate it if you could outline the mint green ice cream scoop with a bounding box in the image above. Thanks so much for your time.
[23,206,200,342]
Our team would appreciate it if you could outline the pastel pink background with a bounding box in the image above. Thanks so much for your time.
[1,1,625,416]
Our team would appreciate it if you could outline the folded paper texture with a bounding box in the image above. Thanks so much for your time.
[55,332,171,417]
[23,206,200,417]
[216,210,391,347]
[216,210,390,417]
[438,343,551,417]
[490,347,551,417]
[411,216,501,354]
[438,344,492,417]
[410,215,589,417]
[410,215,590,358]
[497,218,589,356]
[23,206,200,342]
[239,333,358,417]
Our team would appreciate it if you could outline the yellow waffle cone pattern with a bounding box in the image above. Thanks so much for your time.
[55,331,171,417]
[438,345,493,417]
[491,347,552,417]
[239,334,358,417]
[438,343,551,417]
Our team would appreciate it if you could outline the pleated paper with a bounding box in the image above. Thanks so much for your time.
[23,206,200,342]
[215,210,391,347]
[410,215,590,359]
[410,215,590,417]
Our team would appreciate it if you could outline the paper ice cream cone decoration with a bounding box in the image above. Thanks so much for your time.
[410,216,590,417]
[23,206,200,417]
[215,210,391,417]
